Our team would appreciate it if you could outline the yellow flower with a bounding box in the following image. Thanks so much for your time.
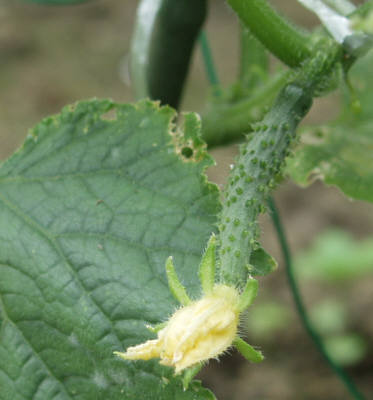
[116,284,240,373]
[114,234,263,383]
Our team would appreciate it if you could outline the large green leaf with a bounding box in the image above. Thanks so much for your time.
[0,100,219,399]
[287,50,373,203]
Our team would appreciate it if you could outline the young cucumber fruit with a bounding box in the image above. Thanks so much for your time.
[218,83,313,288]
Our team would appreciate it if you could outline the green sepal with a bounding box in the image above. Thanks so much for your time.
[165,256,192,306]
[248,246,278,276]
[182,363,204,390]
[238,278,258,312]
[198,234,216,295]
[233,337,264,363]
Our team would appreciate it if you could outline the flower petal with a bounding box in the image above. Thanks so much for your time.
[114,339,161,361]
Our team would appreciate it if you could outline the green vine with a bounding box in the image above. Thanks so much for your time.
[268,197,365,400]
[227,0,311,67]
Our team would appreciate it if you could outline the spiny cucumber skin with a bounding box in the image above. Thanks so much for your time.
[218,84,312,288]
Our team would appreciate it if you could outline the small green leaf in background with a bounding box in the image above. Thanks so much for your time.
[245,302,291,339]
[295,229,373,282]
[310,300,347,335]
[0,100,219,399]
[287,50,373,203]
[295,231,369,367]
[324,334,367,366]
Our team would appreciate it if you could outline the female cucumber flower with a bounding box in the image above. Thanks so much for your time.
[118,284,240,373]
[114,234,263,383]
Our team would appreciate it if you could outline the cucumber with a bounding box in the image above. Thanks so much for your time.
[217,43,341,288]
[131,0,207,108]
[218,83,313,287]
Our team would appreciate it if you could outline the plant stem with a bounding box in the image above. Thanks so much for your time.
[239,24,269,89]
[202,70,289,147]
[199,31,221,87]
[199,26,288,147]
[227,0,311,67]
[267,196,366,400]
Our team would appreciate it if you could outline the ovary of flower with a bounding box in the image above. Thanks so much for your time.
[118,285,240,373]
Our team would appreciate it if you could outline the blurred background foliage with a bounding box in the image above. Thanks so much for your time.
[1,0,372,399]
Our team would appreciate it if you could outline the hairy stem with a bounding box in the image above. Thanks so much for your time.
[227,0,311,67]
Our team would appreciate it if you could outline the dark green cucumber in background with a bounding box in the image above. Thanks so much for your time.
[131,0,207,109]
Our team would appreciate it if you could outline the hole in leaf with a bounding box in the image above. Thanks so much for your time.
[181,146,193,159]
